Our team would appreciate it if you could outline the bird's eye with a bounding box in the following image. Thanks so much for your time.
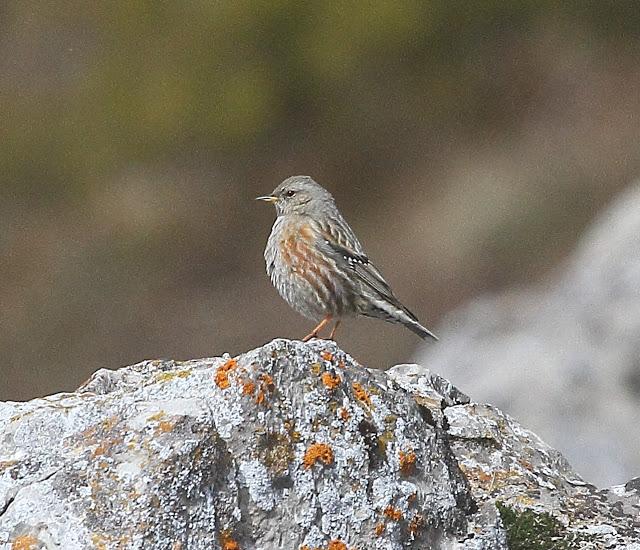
[284,189,296,198]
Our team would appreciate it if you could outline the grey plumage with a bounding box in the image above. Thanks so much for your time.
[259,175,437,341]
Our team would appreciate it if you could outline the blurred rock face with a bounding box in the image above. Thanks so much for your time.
[416,183,640,486]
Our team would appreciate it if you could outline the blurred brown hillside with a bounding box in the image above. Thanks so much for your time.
[2,2,640,400]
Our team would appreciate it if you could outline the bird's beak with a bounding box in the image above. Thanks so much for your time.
[255,195,278,204]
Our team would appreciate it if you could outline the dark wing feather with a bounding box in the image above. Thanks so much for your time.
[316,217,420,321]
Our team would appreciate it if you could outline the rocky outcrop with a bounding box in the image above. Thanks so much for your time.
[1,339,639,549]
[416,183,640,487]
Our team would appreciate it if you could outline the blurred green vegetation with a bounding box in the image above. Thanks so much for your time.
[3,1,639,202]
[2,1,640,400]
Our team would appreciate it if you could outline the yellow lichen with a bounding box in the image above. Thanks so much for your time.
[303,443,334,469]
[310,362,322,375]
[90,533,108,550]
[321,372,341,391]
[156,370,191,383]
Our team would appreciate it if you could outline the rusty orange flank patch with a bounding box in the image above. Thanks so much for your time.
[303,443,334,469]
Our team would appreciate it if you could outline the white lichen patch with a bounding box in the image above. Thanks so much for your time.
[239,460,277,511]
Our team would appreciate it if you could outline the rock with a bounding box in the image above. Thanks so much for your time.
[0,339,639,549]
[415,182,640,487]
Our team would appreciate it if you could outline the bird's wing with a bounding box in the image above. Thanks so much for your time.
[316,217,419,320]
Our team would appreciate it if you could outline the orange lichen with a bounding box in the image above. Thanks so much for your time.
[260,373,275,391]
[352,382,371,406]
[409,514,425,535]
[399,451,417,474]
[92,442,109,457]
[303,443,334,469]
[321,351,333,362]
[242,380,256,396]
[157,420,174,433]
[252,372,275,405]
[339,407,350,421]
[12,535,39,550]
[338,360,346,369]
[383,506,403,521]
[374,523,385,537]
[215,359,238,389]
[220,531,240,550]
[321,372,341,390]
[327,541,347,550]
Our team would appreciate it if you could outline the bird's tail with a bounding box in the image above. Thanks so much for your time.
[363,299,438,341]
[402,317,438,341]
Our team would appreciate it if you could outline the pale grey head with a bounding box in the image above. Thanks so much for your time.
[256,175,336,217]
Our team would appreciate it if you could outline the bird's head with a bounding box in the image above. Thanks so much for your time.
[256,175,335,217]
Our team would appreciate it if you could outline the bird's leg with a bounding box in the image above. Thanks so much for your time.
[302,316,331,342]
[329,319,341,340]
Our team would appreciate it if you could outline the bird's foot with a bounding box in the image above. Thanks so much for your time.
[302,316,332,342]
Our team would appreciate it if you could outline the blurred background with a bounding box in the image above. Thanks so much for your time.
[2,2,640,484]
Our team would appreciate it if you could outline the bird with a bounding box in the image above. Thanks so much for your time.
[256,175,437,342]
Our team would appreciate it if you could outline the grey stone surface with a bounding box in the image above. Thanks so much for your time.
[416,182,640,487]
[1,339,639,549]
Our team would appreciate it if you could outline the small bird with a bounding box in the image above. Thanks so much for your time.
[257,175,437,342]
